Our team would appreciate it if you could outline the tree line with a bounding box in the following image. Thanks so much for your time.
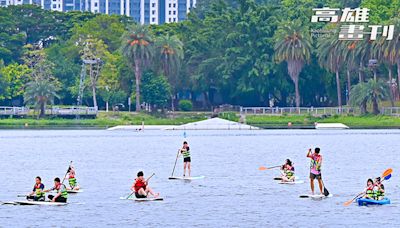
[0,0,399,115]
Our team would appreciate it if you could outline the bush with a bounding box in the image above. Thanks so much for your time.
[179,100,193,111]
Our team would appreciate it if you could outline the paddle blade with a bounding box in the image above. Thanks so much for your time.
[382,168,392,178]
[384,174,391,180]
[258,166,267,171]
[323,187,330,196]
[343,200,353,206]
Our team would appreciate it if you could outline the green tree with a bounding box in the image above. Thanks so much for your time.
[24,79,60,117]
[155,35,183,111]
[274,20,312,107]
[141,71,171,109]
[121,24,154,111]
[349,79,389,115]
[0,63,31,102]
[317,32,346,108]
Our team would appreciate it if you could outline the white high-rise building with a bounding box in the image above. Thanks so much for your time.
[0,0,196,24]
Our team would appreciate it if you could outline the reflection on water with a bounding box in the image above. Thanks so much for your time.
[0,129,399,227]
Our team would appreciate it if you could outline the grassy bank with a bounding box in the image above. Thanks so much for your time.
[244,115,400,128]
[0,112,208,128]
[0,111,399,129]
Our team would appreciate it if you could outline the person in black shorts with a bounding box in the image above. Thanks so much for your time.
[180,141,191,177]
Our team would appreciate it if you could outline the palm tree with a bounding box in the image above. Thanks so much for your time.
[349,79,389,115]
[155,35,184,111]
[121,24,154,111]
[24,79,60,118]
[317,33,346,108]
[274,21,312,108]
[379,19,400,99]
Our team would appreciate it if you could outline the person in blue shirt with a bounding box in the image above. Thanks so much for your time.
[26,176,45,201]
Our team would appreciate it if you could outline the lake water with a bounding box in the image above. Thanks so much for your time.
[0,129,399,227]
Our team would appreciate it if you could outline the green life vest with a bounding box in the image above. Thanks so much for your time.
[375,185,385,198]
[366,189,375,198]
[182,149,190,158]
[285,169,294,178]
[69,178,77,187]
[34,184,45,198]
[58,184,68,199]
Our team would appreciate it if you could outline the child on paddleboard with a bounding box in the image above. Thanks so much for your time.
[180,141,191,177]
[67,165,80,190]
[26,176,45,201]
[281,159,295,182]
[131,171,159,198]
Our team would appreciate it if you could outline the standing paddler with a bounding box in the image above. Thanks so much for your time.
[44,177,68,203]
[26,176,45,201]
[66,165,80,190]
[180,141,191,177]
[307,148,324,195]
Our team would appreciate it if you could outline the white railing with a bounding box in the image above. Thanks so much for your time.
[0,106,30,115]
[240,106,400,116]
[49,106,98,115]
[381,107,400,116]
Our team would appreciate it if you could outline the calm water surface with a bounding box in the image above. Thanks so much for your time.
[0,129,399,227]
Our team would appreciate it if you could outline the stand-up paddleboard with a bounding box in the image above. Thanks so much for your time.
[67,189,83,193]
[278,180,305,184]
[299,194,333,199]
[4,200,67,206]
[120,196,163,201]
[274,176,300,181]
[168,176,205,180]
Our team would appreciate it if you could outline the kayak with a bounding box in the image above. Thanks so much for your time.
[357,197,390,206]
[278,180,305,184]
[3,200,67,206]
[168,176,205,180]
[299,194,333,199]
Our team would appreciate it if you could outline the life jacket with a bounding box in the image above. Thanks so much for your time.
[284,166,295,178]
[366,185,375,198]
[55,183,68,199]
[34,184,45,198]
[182,148,190,158]
[134,179,146,192]
[69,177,77,187]
[374,184,385,198]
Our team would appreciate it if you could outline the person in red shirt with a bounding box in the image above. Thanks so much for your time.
[130,171,159,198]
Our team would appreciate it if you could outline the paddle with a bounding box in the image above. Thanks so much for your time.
[259,165,281,171]
[343,168,392,206]
[61,161,73,185]
[17,195,28,197]
[126,173,155,199]
[321,179,330,196]
[170,149,181,177]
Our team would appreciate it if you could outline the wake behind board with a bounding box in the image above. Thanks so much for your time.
[168,176,205,180]
[278,180,305,184]
[7,200,67,206]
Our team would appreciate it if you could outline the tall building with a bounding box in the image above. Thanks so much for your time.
[0,0,196,24]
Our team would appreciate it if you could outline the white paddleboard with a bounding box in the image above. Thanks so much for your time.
[134,197,163,202]
[67,189,83,193]
[299,194,333,199]
[9,200,67,206]
[278,180,305,184]
[168,176,205,180]
[274,176,300,180]
[120,196,163,201]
